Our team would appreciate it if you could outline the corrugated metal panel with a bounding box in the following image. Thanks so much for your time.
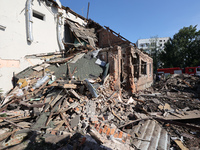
[131,120,170,150]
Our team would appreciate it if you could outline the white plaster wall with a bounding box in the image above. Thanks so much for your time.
[0,0,64,94]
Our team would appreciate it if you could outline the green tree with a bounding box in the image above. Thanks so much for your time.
[159,25,200,68]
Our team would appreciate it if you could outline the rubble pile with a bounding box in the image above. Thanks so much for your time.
[140,74,200,149]
[0,53,200,150]
[1,1,199,149]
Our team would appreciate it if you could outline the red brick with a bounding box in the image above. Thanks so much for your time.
[94,123,98,128]
[96,123,101,131]
[127,134,131,139]
[92,121,98,124]
[51,130,57,135]
[102,125,107,133]
[99,128,103,134]
[118,131,123,138]
[68,98,74,103]
[110,128,115,135]
[74,107,79,111]
[106,128,111,136]
[114,133,118,138]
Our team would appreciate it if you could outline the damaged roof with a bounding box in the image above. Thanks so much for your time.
[66,19,98,43]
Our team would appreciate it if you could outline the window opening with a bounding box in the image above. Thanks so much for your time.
[141,60,147,75]
[33,10,45,21]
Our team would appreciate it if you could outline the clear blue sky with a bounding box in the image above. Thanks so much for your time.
[60,0,200,43]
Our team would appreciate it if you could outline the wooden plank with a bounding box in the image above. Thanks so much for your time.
[32,63,50,72]
[0,128,19,142]
[153,117,200,131]
[174,140,189,150]
[54,120,64,130]
[47,56,74,64]
[110,107,122,121]
[118,117,150,129]
[4,119,25,129]
[67,63,72,79]
[60,113,72,132]
[161,110,200,120]
[182,80,192,88]
[63,84,77,89]
[133,98,145,104]
[72,32,83,46]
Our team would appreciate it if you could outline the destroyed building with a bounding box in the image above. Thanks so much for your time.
[0,0,153,95]
[0,1,200,150]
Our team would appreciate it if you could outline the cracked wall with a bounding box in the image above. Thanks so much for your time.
[99,45,153,93]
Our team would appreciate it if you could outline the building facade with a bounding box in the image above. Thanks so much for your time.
[0,0,86,94]
[0,0,153,95]
[136,37,170,54]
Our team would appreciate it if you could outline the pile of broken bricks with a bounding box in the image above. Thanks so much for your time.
[0,53,200,149]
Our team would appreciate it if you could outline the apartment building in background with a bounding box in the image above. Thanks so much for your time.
[136,37,170,54]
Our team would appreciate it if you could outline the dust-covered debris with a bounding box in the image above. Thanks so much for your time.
[1,4,200,150]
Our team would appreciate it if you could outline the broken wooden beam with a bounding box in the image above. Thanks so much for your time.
[0,128,19,142]
[63,84,77,89]
[60,113,72,132]
[54,120,65,130]
[67,63,72,79]
[47,56,74,64]
[19,101,45,108]
[153,117,200,131]
[118,117,150,129]
[4,119,25,129]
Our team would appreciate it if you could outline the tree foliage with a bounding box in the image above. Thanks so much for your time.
[159,25,200,68]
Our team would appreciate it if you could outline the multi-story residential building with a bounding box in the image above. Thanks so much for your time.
[136,37,170,54]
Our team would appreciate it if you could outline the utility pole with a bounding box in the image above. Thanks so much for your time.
[87,2,90,19]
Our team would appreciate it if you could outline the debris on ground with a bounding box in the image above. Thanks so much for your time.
[0,49,200,150]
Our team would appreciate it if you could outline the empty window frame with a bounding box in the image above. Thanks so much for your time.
[33,10,45,21]
[141,60,147,75]
[151,42,156,46]
[140,44,144,47]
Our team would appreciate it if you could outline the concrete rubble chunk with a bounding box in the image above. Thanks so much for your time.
[70,115,80,129]
[1,49,199,150]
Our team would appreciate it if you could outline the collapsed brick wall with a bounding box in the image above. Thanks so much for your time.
[125,46,136,93]
[134,49,153,91]
[98,46,121,91]
[99,45,153,93]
